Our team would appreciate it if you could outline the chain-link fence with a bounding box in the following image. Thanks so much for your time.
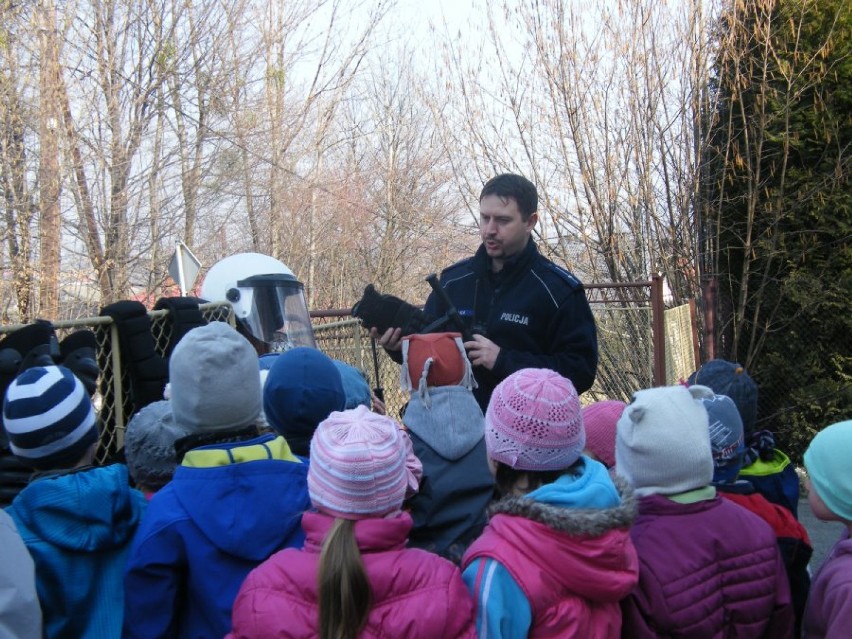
[0,303,233,463]
[744,312,852,462]
[314,277,677,414]
[2,278,690,461]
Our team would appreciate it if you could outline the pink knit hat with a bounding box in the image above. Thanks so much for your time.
[308,405,414,519]
[581,400,626,469]
[485,368,585,471]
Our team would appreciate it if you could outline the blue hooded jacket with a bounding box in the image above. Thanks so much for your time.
[122,434,310,639]
[6,464,146,639]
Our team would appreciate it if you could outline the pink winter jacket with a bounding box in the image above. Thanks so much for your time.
[227,510,476,639]
[463,476,639,638]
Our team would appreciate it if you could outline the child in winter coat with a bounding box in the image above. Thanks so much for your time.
[123,323,315,639]
[462,368,639,638]
[3,365,146,639]
[689,359,800,516]
[699,391,812,634]
[581,399,626,470]
[332,359,373,409]
[123,400,192,498]
[228,405,476,639]
[0,508,41,639]
[401,332,495,563]
[616,384,794,638]
[262,346,346,456]
[801,420,852,639]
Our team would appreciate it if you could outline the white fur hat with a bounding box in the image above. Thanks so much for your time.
[615,385,714,497]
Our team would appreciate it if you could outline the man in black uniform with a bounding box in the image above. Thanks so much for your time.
[374,173,598,410]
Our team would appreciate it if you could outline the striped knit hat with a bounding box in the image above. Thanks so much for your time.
[308,405,411,519]
[2,365,98,470]
[486,368,585,471]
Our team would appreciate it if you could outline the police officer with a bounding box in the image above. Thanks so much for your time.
[373,174,598,410]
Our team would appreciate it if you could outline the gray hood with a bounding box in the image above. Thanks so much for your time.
[403,386,485,460]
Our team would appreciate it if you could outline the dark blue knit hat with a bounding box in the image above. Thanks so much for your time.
[263,348,346,457]
[2,365,98,470]
[688,359,758,436]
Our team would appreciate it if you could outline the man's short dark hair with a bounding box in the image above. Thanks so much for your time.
[479,174,538,220]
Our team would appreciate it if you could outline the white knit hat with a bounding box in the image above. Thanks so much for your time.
[615,385,714,496]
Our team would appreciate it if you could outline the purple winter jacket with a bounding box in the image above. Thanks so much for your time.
[621,493,794,639]
[802,529,852,638]
[227,510,476,639]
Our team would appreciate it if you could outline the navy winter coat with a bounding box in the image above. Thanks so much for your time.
[424,240,598,409]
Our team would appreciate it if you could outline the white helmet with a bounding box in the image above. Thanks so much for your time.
[200,253,316,352]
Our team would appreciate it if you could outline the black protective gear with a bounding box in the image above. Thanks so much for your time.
[0,321,59,391]
[0,320,58,506]
[351,285,435,337]
[59,330,100,396]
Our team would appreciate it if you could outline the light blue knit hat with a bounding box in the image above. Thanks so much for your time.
[332,360,372,410]
[804,420,852,521]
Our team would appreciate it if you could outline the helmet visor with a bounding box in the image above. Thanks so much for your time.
[237,275,316,351]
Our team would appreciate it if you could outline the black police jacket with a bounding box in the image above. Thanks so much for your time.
[424,240,598,410]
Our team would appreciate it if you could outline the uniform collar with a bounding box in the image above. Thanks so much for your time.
[472,238,538,278]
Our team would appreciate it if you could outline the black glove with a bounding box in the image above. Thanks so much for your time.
[59,330,100,396]
[351,285,435,337]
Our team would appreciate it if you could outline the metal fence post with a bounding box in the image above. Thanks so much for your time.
[651,273,666,386]
[109,320,126,443]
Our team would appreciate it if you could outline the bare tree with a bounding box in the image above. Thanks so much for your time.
[37,0,62,318]
[1,1,38,321]
[200,1,395,286]
[324,50,468,308]
[433,0,713,297]
[425,0,716,397]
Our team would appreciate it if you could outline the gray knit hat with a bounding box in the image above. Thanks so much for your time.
[169,322,262,433]
[124,400,192,490]
[616,384,714,496]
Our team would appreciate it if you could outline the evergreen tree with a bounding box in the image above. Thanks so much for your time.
[703,0,851,457]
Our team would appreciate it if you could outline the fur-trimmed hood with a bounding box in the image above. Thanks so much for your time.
[488,470,637,538]
[465,469,639,605]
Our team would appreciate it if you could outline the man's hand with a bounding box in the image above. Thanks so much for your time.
[370,327,402,352]
[464,334,500,370]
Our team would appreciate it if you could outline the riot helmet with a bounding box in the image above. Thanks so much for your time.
[200,253,316,353]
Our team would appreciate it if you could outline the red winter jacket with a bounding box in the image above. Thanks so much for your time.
[227,511,475,639]
[621,493,794,639]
